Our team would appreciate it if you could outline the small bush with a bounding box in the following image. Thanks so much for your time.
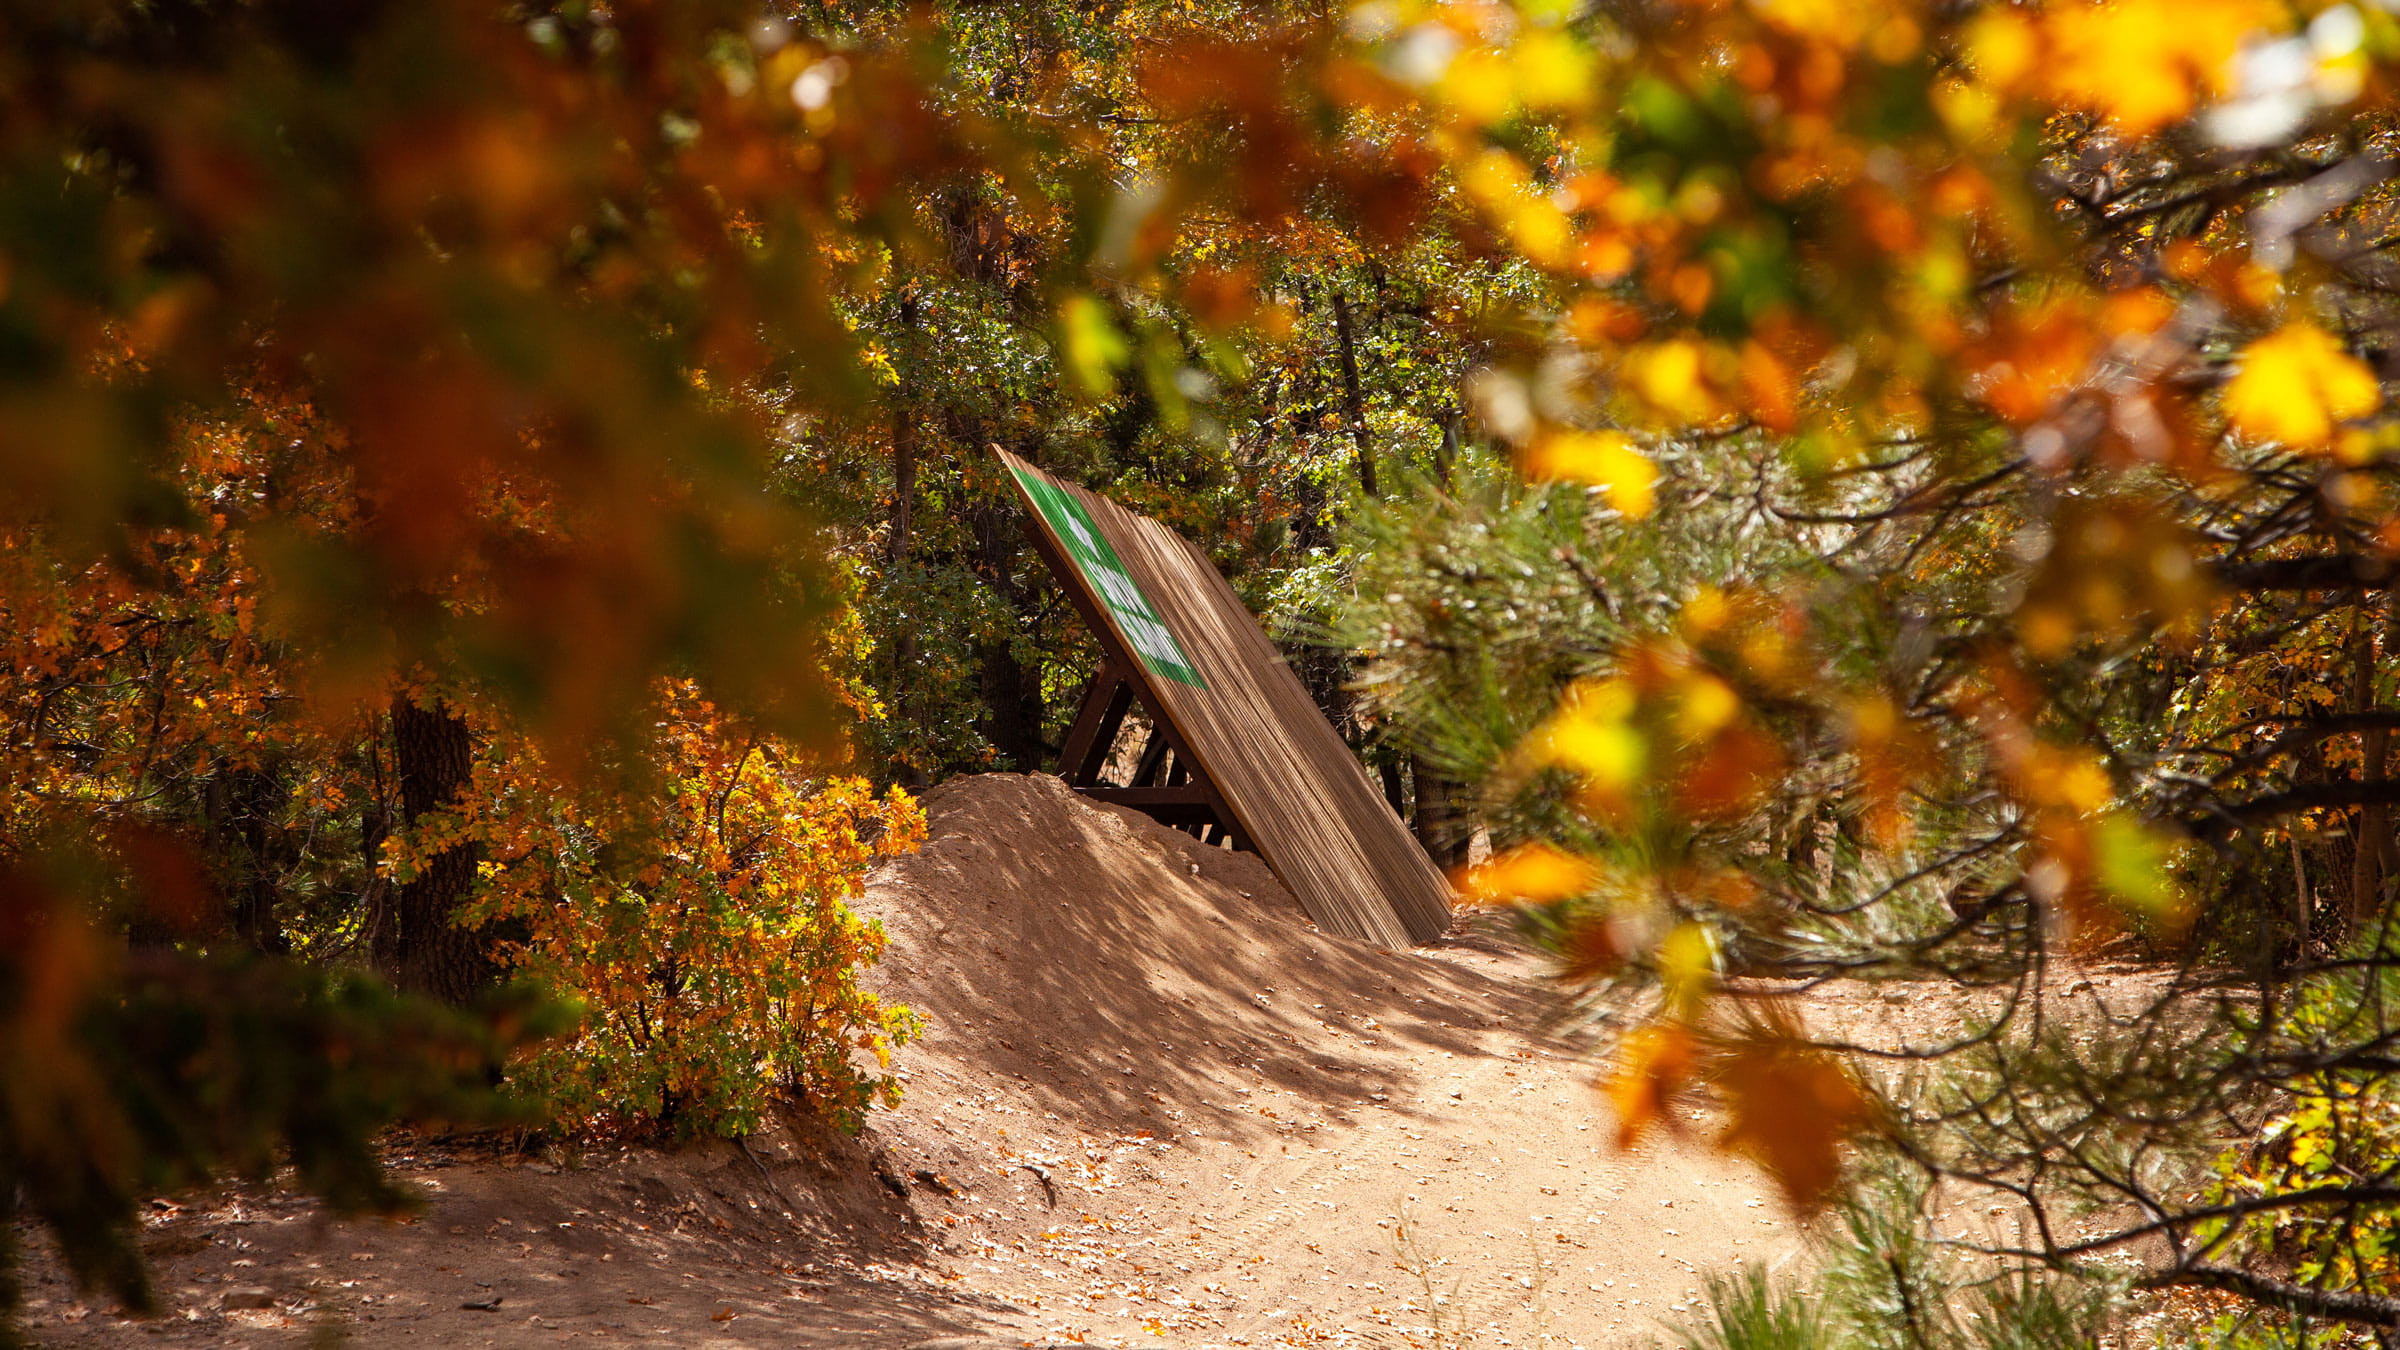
[455,681,925,1137]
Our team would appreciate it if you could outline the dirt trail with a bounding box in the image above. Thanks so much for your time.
[861,773,1813,1348]
[18,774,1813,1348]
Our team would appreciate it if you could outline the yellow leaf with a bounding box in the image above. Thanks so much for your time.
[1437,48,1514,124]
[1674,673,1740,740]
[1751,0,1870,47]
[1459,146,1520,200]
[1538,711,1648,789]
[1655,921,1717,1017]
[1500,197,1572,267]
[1933,76,2003,145]
[1680,585,1731,638]
[1511,29,1593,111]
[1622,339,1723,425]
[1524,430,1658,517]
[1965,9,2040,90]
[2045,0,2267,134]
[1059,294,1130,399]
[2223,322,2381,450]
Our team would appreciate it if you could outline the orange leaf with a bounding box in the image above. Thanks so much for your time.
[1674,721,1786,821]
[1714,1031,1876,1210]
[1603,1022,1698,1148]
[1452,843,1599,906]
[1555,913,1623,982]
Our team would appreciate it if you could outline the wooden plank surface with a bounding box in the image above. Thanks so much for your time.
[997,449,1453,947]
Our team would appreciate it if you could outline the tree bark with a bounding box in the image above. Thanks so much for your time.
[890,413,917,567]
[2213,554,2400,592]
[969,497,1048,773]
[212,765,291,955]
[2140,1262,2400,1330]
[2294,830,2315,955]
[976,637,1047,773]
[888,292,920,567]
[886,303,923,784]
[1332,289,1378,499]
[1411,756,1469,869]
[2353,614,2389,933]
[379,695,498,1003]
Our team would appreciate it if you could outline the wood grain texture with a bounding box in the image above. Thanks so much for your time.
[997,450,1454,947]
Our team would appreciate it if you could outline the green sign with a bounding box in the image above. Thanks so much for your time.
[1011,467,1208,689]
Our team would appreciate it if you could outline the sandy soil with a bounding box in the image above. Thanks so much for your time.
[18,774,1830,1349]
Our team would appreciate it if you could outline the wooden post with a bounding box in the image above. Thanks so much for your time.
[1059,658,1135,786]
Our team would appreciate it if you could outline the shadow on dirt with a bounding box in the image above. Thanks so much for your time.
[857,773,1577,1150]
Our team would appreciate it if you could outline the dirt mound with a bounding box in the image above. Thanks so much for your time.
[855,775,1807,1348]
[857,772,1539,1140]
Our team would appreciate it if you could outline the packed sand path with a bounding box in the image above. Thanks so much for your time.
[19,773,1823,1348]
[861,773,1813,1348]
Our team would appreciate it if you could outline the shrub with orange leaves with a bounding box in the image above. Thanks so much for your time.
[454,683,926,1138]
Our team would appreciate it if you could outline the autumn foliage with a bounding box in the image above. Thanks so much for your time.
[18,0,2400,1339]
[460,686,925,1138]
[1319,0,2400,1335]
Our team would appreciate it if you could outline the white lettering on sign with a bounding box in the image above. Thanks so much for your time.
[1123,610,1183,669]
[1011,463,1205,689]
[1088,566,1185,672]
[1092,565,1145,614]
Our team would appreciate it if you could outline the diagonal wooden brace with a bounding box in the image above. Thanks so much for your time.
[1058,657,1135,787]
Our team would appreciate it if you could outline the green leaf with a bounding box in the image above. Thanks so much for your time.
[2091,811,2183,922]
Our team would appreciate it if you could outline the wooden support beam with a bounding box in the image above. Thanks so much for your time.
[1053,660,1255,849]
[1082,782,1250,845]
[1083,784,1216,808]
[1058,659,1134,786]
[1130,726,1171,788]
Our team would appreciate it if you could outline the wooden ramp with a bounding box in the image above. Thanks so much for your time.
[997,449,1453,948]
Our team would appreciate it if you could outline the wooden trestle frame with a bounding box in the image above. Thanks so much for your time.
[1055,654,1253,851]
[1000,447,1452,947]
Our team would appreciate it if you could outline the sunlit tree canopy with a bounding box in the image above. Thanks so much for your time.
[13,0,2400,1340]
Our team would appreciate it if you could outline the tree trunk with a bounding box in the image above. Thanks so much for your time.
[2294,831,2316,956]
[2353,630,2387,933]
[890,413,917,567]
[2297,716,2326,952]
[888,292,920,567]
[1333,289,1378,499]
[976,636,1047,773]
[969,496,1048,773]
[211,765,291,955]
[380,695,498,1003]
[886,323,923,784]
[1411,756,1469,869]
[2354,592,2400,932]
